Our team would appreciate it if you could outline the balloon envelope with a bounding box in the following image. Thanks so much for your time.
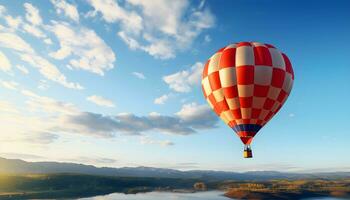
[201,42,294,145]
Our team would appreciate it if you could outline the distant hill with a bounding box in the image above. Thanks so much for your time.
[0,157,349,181]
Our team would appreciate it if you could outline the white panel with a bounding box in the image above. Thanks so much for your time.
[269,48,286,70]
[202,77,212,97]
[222,110,234,121]
[212,89,224,102]
[219,67,237,87]
[271,102,280,113]
[226,98,240,110]
[208,53,222,74]
[237,84,254,97]
[220,112,229,124]
[267,86,281,100]
[282,73,293,94]
[241,108,251,119]
[236,46,254,66]
[225,43,237,49]
[251,42,266,47]
[254,65,273,85]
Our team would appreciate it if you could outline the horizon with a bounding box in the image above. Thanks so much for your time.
[1,156,349,174]
[0,0,350,173]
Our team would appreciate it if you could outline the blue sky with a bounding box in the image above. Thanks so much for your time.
[0,0,349,172]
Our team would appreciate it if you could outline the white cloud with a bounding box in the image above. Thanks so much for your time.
[5,15,22,29]
[0,51,11,72]
[24,3,43,25]
[0,152,45,160]
[163,62,203,93]
[21,90,80,115]
[289,113,295,117]
[22,23,46,38]
[50,0,80,22]
[44,38,53,45]
[16,65,29,74]
[63,156,117,166]
[0,100,19,113]
[87,0,143,34]
[2,4,48,40]
[154,94,170,105]
[204,34,211,42]
[0,22,82,90]
[0,80,18,90]
[0,32,34,53]
[88,0,215,59]
[140,136,174,147]
[0,5,6,16]
[49,22,116,76]
[1,89,218,143]
[176,102,217,129]
[0,99,59,144]
[132,72,146,79]
[37,79,49,90]
[87,95,115,107]
[19,53,83,90]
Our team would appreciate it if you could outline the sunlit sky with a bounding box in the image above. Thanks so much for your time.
[0,0,349,172]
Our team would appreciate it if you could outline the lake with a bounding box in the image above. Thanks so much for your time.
[80,191,230,200]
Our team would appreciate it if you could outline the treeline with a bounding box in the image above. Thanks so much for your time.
[0,173,349,199]
[219,179,350,199]
[0,173,201,199]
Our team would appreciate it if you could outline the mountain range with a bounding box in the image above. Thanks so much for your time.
[0,157,349,181]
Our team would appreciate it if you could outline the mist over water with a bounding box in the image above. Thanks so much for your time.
[79,191,346,200]
[80,191,231,200]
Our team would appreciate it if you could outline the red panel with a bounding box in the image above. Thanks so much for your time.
[242,119,250,124]
[228,121,236,128]
[237,42,252,47]
[251,108,261,118]
[265,43,276,48]
[282,53,294,79]
[271,68,286,88]
[217,47,226,53]
[219,48,236,68]
[240,136,253,145]
[208,71,221,91]
[253,46,272,66]
[236,66,254,85]
[223,86,238,98]
[239,97,253,108]
[277,90,287,103]
[202,60,210,79]
[264,111,274,121]
[253,85,269,97]
[232,109,242,119]
[216,100,229,112]
[263,98,275,110]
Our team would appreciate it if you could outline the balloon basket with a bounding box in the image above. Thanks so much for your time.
[243,145,253,158]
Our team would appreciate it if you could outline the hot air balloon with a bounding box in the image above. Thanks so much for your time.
[201,42,294,158]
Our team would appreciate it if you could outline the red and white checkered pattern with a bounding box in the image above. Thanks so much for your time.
[202,42,294,129]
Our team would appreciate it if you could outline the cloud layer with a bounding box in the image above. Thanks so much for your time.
[163,62,203,92]
[0,89,218,144]
[87,0,214,59]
